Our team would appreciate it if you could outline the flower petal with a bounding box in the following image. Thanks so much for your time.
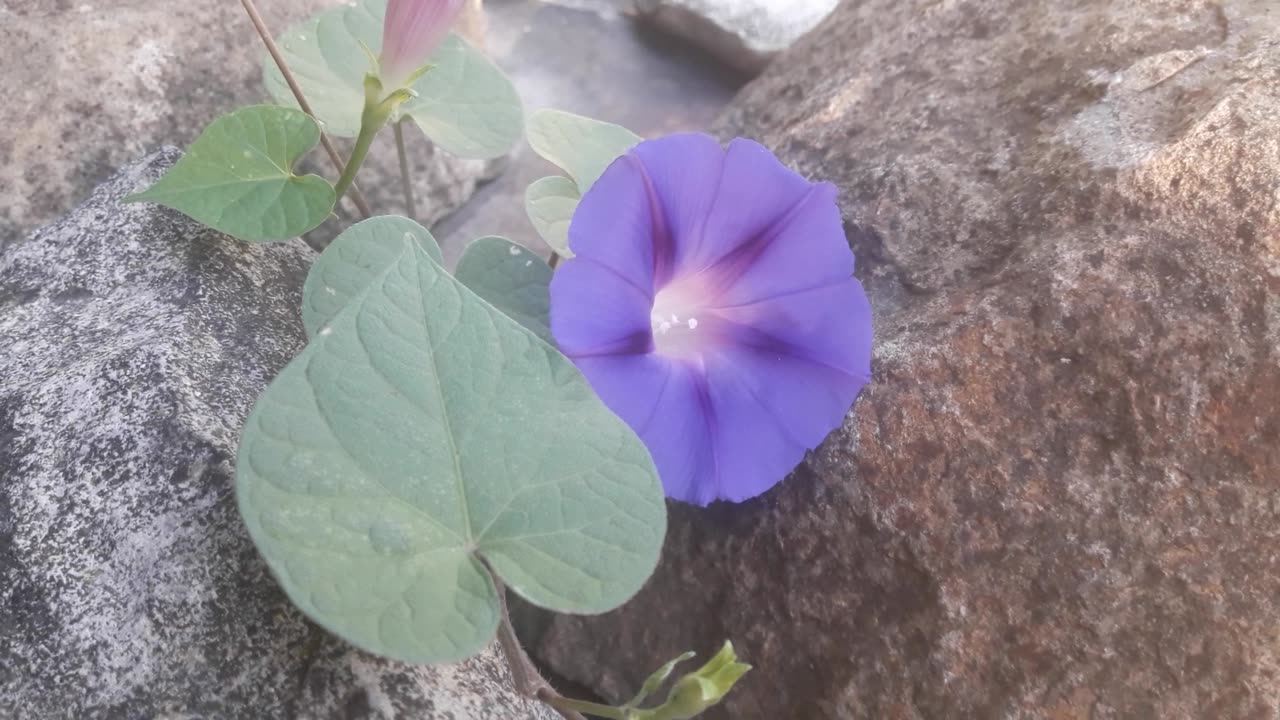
[573,353,671,433]
[682,138,815,274]
[698,349,815,503]
[567,151,659,292]
[549,258,653,357]
[713,279,873,383]
[575,355,714,503]
[705,180,853,307]
[626,133,725,283]
[665,282,871,503]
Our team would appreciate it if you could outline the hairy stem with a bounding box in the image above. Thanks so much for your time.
[239,0,372,218]
[488,570,588,720]
[394,120,418,221]
[494,586,538,697]
[537,689,629,720]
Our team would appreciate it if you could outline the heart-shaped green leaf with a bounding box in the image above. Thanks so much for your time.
[265,0,522,159]
[126,106,334,242]
[237,239,666,664]
[301,215,442,338]
[526,109,641,190]
[455,236,553,341]
[524,176,580,258]
[399,35,525,159]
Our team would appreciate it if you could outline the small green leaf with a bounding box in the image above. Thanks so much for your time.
[301,215,442,338]
[237,239,666,664]
[527,109,641,189]
[525,176,580,258]
[126,106,334,242]
[522,111,639,256]
[455,236,553,342]
[266,0,522,158]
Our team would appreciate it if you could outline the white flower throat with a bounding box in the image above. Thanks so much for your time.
[650,283,708,356]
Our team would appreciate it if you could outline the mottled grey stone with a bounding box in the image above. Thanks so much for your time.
[0,1,496,253]
[634,0,836,74]
[0,150,556,720]
[536,1,1280,718]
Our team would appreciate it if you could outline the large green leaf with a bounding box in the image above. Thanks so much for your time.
[399,35,524,159]
[126,106,334,242]
[301,215,442,339]
[526,109,641,189]
[237,239,666,664]
[265,0,522,159]
[524,176,580,258]
[455,236,553,342]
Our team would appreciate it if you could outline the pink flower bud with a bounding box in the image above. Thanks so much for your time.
[379,0,466,88]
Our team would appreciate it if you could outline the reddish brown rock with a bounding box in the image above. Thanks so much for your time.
[536,1,1280,717]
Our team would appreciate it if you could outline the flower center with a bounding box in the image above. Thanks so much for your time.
[650,281,711,357]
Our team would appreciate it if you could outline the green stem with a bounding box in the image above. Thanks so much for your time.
[538,691,629,720]
[394,119,418,221]
[333,115,383,203]
[239,0,372,218]
[333,77,412,203]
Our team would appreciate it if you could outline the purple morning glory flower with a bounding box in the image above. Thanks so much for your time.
[549,133,873,505]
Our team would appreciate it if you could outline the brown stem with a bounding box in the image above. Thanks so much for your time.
[488,570,588,720]
[239,0,373,219]
[537,688,628,720]
[394,120,418,221]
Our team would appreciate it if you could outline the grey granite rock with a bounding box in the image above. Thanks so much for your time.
[634,0,836,74]
[0,1,496,253]
[0,149,556,720]
[535,0,1280,718]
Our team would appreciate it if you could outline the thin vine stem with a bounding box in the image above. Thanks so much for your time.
[239,0,373,219]
[333,103,384,202]
[487,568,589,720]
[394,119,418,221]
[537,689,628,720]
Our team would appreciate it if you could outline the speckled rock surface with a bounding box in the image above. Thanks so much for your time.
[0,0,494,252]
[0,150,556,720]
[536,1,1280,718]
[634,0,836,74]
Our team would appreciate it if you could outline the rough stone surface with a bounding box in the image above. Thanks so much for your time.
[537,1,1280,718]
[0,150,556,720]
[634,0,836,74]
[0,0,495,252]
